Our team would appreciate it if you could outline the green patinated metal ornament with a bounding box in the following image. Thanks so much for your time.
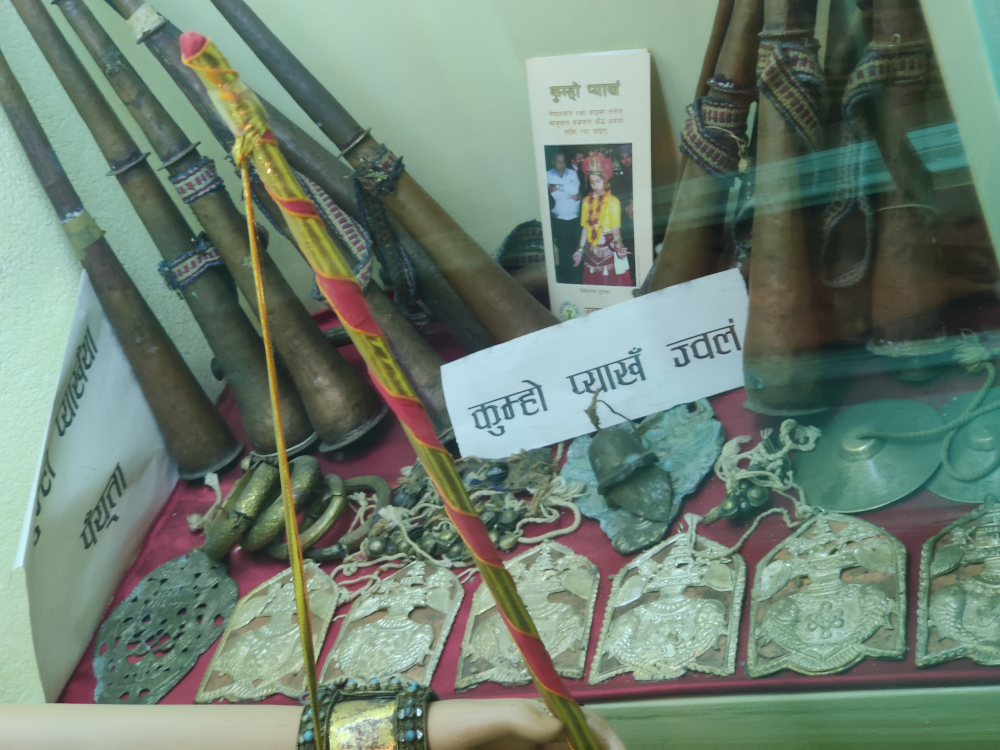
[93,548,237,704]
[92,457,355,704]
[588,423,676,522]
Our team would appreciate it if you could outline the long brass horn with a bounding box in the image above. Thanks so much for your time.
[868,0,946,358]
[207,0,559,343]
[14,0,386,452]
[647,0,763,292]
[0,45,240,478]
[10,0,311,455]
[742,0,827,415]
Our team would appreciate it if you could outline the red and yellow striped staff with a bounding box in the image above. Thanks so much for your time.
[180,33,600,750]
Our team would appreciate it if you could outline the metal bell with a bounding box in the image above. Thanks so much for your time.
[588,423,675,521]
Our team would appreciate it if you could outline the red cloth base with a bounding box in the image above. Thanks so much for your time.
[60,310,1000,706]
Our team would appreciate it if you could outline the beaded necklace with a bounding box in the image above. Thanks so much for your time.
[586,191,609,244]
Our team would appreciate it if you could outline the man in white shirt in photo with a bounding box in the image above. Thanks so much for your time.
[547,152,582,284]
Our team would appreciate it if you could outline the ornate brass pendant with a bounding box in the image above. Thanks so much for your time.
[455,541,598,689]
[589,532,744,683]
[747,514,906,677]
[195,561,340,702]
[321,562,463,686]
[917,499,1000,667]
[93,549,237,703]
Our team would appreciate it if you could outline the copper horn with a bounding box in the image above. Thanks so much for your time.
[24,0,388,452]
[97,0,465,441]
[11,0,300,455]
[0,45,240,479]
[812,0,874,348]
[868,0,946,357]
[207,0,559,343]
[647,0,763,292]
[250,185,455,441]
[100,0,494,356]
[675,0,737,180]
[26,0,313,456]
[742,0,827,415]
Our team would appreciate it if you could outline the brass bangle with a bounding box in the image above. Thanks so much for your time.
[266,475,347,559]
[242,456,323,551]
[297,678,436,750]
[304,476,392,561]
[199,462,279,559]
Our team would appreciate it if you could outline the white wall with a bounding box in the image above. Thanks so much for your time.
[0,0,715,700]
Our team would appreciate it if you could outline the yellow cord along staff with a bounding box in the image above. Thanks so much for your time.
[181,32,600,750]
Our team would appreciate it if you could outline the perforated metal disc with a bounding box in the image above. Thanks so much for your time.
[794,399,943,513]
[927,388,1000,504]
[93,549,237,704]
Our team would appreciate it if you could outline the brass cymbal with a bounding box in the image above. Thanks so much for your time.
[927,388,1000,504]
[794,399,943,513]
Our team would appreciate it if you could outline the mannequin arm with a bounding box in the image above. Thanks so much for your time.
[0,699,624,750]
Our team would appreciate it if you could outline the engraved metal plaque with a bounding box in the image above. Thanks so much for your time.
[747,513,906,677]
[321,562,463,686]
[917,501,1000,667]
[456,541,599,689]
[93,549,237,704]
[196,561,340,702]
[590,532,745,683]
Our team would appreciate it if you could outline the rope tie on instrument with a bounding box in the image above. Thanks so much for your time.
[157,232,225,292]
[756,36,826,153]
[729,120,759,269]
[686,420,822,558]
[819,36,934,289]
[680,95,752,177]
[245,164,375,290]
[168,155,226,203]
[494,220,546,271]
[730,37,826,271]
[714,419,821,516]
[352,145,433,336]
[859,333,1000,481]
[297,171,374,286]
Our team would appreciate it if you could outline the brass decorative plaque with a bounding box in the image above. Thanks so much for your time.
[918,500,1000,667]
[590,532,744,683]
[196,561,340,702]
[747,513,906,677]
[456,541,599,689]
[321,562,463,686]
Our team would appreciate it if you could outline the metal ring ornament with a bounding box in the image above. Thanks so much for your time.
[304,476,392,562]
[267,475,348,559]
[200,462,279,559]
[242,456,323,550]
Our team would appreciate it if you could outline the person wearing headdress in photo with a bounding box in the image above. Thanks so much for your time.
[573,150,632,286]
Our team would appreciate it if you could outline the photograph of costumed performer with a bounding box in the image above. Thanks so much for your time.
[546,149,583,284]
[573,149,634,286]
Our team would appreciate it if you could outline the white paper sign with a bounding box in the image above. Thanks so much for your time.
[442,270,748,458]
[15,273,178,701]
[526,49,654,320]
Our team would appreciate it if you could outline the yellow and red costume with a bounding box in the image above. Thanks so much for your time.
[579,151,631,286]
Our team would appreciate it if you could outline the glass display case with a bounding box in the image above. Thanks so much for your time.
[2,0,1000,746]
